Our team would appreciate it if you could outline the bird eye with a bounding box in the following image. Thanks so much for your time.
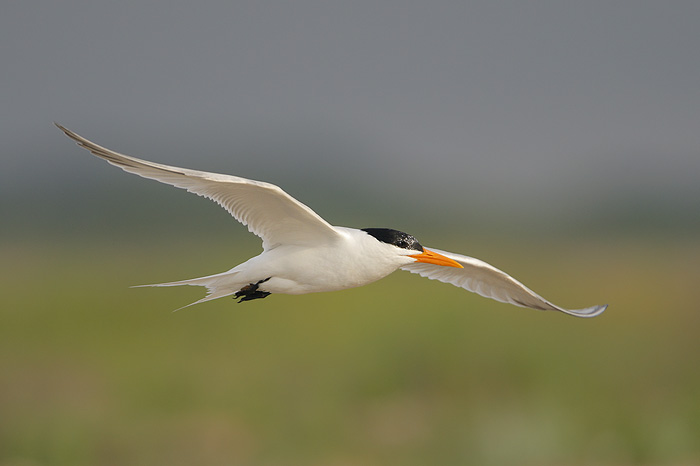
[396,240,408,249]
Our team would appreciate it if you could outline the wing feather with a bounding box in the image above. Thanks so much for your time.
[401,247,607,317]
[56,124,340,249]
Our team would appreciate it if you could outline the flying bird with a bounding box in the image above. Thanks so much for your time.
[56,124,607,317]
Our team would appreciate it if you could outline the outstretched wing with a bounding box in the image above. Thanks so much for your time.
[401,247,607,317]
[57,124,341,249]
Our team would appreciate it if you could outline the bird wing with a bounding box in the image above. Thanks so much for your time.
[401,247,607,317]
[56,124,341,249]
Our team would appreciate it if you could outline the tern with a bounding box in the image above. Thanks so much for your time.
[57,124,607,317]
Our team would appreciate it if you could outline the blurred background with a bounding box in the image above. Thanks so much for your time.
[2,1,699,465]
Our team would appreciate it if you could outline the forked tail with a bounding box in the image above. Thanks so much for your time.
[132,270,244,310]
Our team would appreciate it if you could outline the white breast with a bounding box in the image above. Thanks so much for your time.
[232,227,412,294]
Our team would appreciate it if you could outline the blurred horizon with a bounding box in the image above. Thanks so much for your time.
[7,116,700,241]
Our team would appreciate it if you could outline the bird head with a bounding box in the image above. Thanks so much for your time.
[361,228,463,268]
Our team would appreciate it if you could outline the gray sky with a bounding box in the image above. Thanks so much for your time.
[3,0,699,233]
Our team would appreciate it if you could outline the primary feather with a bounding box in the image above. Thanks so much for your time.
[401,248,607,317]
[55,124,339,250]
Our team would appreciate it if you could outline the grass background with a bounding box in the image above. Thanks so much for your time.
[2,224,698,466]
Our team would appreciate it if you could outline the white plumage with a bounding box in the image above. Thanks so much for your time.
[57,124,607,317]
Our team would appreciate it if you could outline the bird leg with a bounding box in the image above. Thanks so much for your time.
[234,277,272,303]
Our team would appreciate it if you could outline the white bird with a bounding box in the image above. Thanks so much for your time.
[56,124,607,317]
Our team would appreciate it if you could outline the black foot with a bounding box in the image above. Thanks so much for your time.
[234,277,272,303]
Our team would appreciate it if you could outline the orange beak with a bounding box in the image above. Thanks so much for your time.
[408,248,463,268]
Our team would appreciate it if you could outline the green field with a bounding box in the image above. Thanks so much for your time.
[2,232,699,465]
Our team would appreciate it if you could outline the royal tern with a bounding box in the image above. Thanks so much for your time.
[57,124,607,317]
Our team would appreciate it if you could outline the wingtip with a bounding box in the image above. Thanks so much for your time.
[54,122,74,138]
[565,303,608,318]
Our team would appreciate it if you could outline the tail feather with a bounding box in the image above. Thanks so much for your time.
[132,270,244,311]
